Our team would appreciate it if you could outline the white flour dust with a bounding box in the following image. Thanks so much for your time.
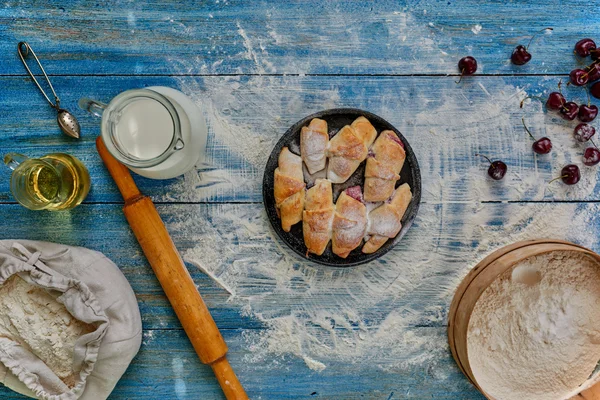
[0,276,92,386]
[468,252,600,400]
[164,10,600,377]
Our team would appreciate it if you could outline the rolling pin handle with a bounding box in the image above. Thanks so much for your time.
[95,137,142,202]
[211,356,249,400]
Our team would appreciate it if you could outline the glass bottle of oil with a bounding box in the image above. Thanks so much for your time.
[4,153,91,210]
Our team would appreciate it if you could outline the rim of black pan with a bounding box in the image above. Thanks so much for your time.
[263,108,422,267]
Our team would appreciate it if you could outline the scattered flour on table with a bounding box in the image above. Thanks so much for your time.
[164,10,600,379]
[471,24,482,34]
[468,251,600,400]
[0,276,92,386]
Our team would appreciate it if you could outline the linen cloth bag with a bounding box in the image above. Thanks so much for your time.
[0,240,142,400]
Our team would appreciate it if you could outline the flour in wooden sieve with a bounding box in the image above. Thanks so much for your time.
[0,276,93,386]
[467,251,600,400]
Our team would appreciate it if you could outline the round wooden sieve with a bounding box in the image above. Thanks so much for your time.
[447,239,600,400]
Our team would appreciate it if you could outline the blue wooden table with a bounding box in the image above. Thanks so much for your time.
[2,1,600,398]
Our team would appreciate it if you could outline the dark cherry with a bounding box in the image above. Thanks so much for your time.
[586,62,600,82]
[575,38,597,57]
[456,56,477,83]
[476,154,507,180]
[458,56,477,74]
[584,147,600,166]
[511,45,531,65]
[546,92,566,110]
[511,28,552,66]
[574,123,596,142]
[560,102,579,120]
[560,164,581,185]
[591,82,600,99]
[522,118,552,154]
[579,104,598,122]
[532,138,552,154]
[570,69,589,86]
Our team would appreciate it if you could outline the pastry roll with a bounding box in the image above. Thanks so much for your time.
[327,125,368,183]
[332,186,367,258]
[364,130,406,202]
[303,179,334,255]
[351,116,378,149]
[300,118,329,174]
[362,183,412,254]
[274,147,306,232]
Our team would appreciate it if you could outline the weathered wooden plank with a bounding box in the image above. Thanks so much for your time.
[1,75,599,203]
[0,327,483,399]
[1,0,597,76]
[0,200,597,333]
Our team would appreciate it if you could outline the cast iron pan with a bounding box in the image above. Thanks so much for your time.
[263,108,421,267]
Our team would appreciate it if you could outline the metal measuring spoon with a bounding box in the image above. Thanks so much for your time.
[18,42,81,139]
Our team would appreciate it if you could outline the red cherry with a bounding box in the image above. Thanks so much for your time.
[476,154,507,180]
[586,62,600,82]
[560,164,581,185]
[511,45,532,65]
[579,104,598,122]
[575,38,597,57]
[574,123,596,142]
[532,138,552,154]
[570,69,589,86]
[583,147,600,166]
[511,28,552,66]
[591,82,600,99]
[546,92,566,110]
[522,118,552,154]
[560,102,579,120]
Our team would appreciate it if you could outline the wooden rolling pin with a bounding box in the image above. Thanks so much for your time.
[96,137,248,400]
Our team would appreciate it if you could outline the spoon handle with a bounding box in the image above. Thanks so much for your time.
[17,42,60,109]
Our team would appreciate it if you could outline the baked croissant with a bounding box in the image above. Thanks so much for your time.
[364,130,406,202]
[327,126,368,183]
[351,116,378,149]
[332,187,367,258]
[303,179,335,255]
[327,117,378,183]
[362,183,412,254]
[274,147,306,232]
[300,118,329,174]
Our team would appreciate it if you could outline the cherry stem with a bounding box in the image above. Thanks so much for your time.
[592,138,599,150]
[558,79,563,95]
[526,27,553,50]
[548,175,568,184]
[455,69,464,84]
[521,118,536,140]
[475,153,493,165]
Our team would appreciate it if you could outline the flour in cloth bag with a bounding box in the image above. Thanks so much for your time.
[0,275,94,387]
[0,240,142,400]
[467,251,600,400]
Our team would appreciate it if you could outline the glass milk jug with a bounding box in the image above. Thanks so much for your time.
[79,86,207,180]
[4,153,90,210]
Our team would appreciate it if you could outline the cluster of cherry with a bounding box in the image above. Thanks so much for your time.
[456,32,600,185]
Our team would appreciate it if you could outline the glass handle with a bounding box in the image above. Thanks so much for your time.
[78,98,107,118]
[3,153,28,171]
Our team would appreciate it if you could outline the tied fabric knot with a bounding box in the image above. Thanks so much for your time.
[11,242,55,277]
[11,243,40,265]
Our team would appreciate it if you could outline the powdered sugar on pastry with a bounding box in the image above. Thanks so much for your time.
[300,118,329,174]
